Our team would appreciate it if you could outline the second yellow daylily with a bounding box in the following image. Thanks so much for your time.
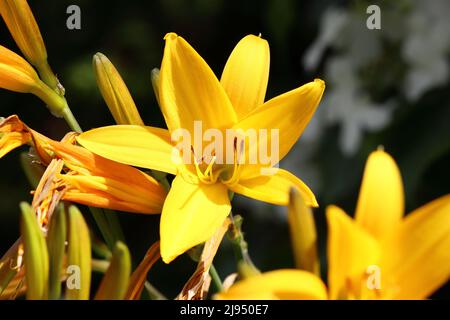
[77,33,325,263]
[217,150,450,300]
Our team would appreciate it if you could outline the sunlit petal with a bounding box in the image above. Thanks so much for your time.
[215,269,327,300]
[160,175,230,263]
[355,150,404,240]
[160,33,237,134]
[221,34,270,119]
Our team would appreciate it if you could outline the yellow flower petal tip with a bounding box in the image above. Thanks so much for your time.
[355,148,404,239]
[164,32,178,41]
[313,78,325,88]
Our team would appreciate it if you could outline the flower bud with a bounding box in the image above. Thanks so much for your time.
[93,53,144,125]
[46,206,67,300]
[95,241,131,300]
[20,202,49,300]
[0,0,59,88]
[288,188,320,276]
[0,0,47,67]
[0,45,68,117]
[66,205,91,300]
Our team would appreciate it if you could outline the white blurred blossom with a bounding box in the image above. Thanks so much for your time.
[402,0,450,100]
[300,1,448,156]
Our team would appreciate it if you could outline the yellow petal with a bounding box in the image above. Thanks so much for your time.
[220,34,270,119]
[61,175,164,214]
[0,131,31,158]
[215,269,327,300]
[0,115,52,165]
[77,125,177,175]
[380,194,450,299]
[229,168,318,207]
[327,205,380,300]
[160,176,231,263]
[93,53,144,125]
[355,150,404,240]
[160,33,237,134]
[233,79,325,165]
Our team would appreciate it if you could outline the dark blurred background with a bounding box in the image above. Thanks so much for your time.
[0,0,449,298]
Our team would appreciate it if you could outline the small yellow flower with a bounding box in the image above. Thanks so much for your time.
[93,53,144,125]
[216,150,450,300]
[0,115,167,220]
[77,33,325,263]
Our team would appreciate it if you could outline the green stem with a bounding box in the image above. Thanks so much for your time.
[19,152,45,188]
[36,60,59,90]
[209,264,223,292]
[144,281,167,300]
[89,207,120,251]
[61,105,82,133]
[228,212,260,276]
[91,259,110,273]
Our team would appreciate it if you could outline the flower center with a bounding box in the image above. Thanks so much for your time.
[190,138,244,186]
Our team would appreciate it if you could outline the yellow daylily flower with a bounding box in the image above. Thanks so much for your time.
[327,150,450,299]
[0,115,167,224]
[217,150,450,300]
[77,33,325,263]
